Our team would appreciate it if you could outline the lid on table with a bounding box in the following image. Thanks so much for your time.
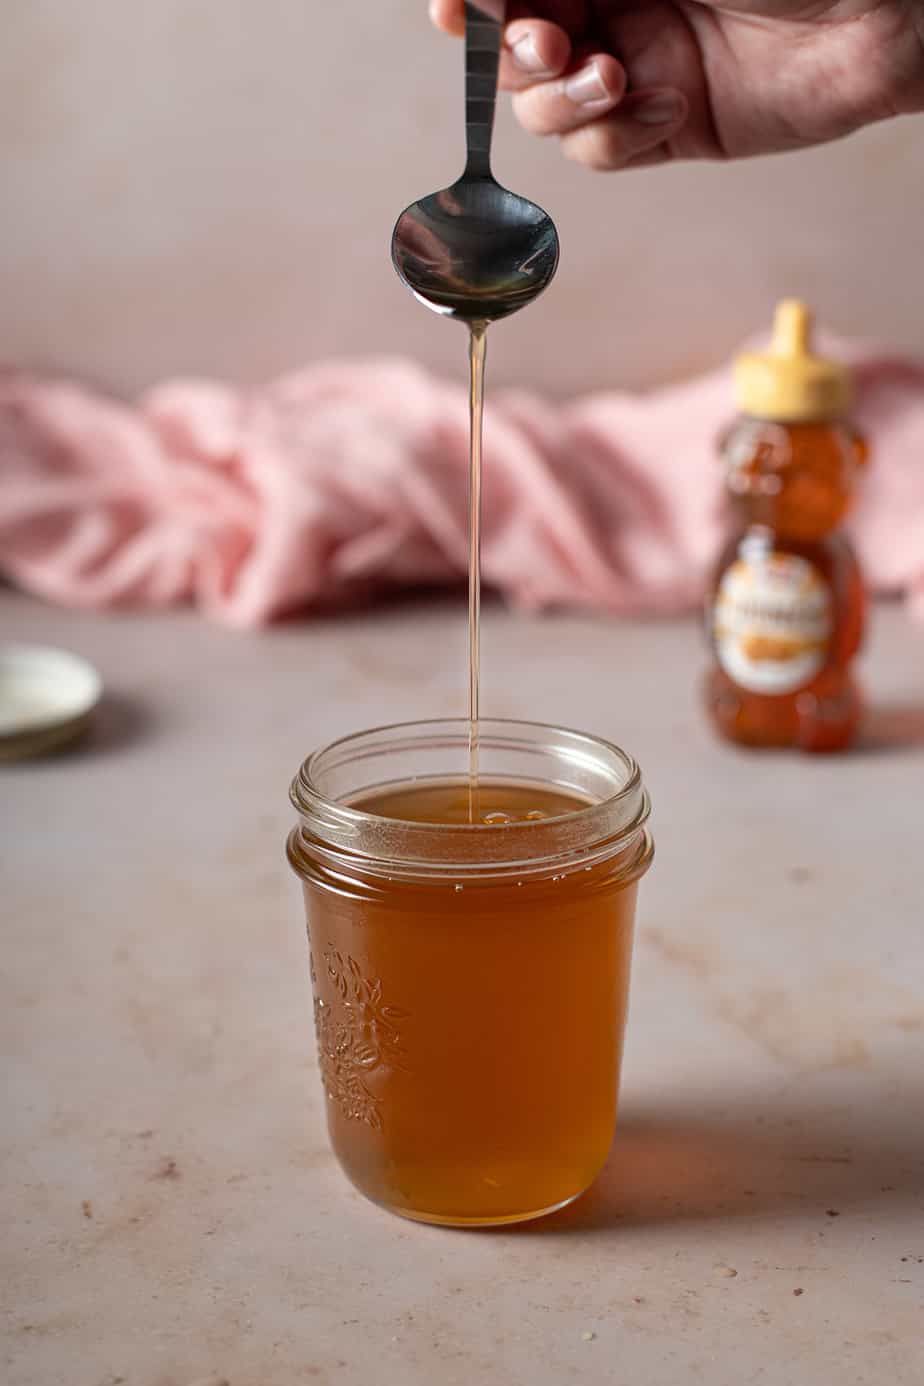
[0,644,101,759]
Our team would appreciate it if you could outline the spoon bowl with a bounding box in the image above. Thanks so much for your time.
[392,178,559,323]
[391,2,559,324]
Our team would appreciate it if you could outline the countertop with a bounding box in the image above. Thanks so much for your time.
[3,591,923,1386]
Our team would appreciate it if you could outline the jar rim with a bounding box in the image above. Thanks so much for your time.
[289,718,651,881]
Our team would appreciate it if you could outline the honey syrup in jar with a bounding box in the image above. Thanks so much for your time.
[706,300,868,752]
[287,720,652,1226]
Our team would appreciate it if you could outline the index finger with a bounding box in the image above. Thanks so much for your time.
[429,0,465,37]
[429,1,589,39]
[430,4,576,89]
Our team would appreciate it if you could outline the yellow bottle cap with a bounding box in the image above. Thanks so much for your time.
[734,300,851,422]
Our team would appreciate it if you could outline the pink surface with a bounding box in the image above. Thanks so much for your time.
[1,350,922,627]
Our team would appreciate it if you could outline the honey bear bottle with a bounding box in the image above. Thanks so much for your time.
[706,300,868,752]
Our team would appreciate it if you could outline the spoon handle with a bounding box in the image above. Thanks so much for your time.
[464,2,504,179]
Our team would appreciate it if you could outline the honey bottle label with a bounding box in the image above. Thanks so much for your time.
[713,548,833,695]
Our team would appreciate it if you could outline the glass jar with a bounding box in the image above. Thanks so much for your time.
[287,718,653,1226]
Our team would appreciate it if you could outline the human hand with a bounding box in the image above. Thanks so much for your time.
[429,0,924,170]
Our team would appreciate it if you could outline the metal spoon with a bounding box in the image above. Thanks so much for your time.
[391,1,559,323]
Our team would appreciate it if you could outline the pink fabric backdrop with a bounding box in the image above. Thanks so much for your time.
[1,346,922,627]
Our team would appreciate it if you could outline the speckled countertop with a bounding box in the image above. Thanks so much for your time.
[3,592,923,1386]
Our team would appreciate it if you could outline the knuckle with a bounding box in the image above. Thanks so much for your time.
[564,122,629,171]
[513,93,560,137]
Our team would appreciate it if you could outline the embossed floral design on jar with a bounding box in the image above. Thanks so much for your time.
[311,947,408,1129]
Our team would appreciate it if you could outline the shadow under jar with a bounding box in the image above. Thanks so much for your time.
[287,719,653,1227]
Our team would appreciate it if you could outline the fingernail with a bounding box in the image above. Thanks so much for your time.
[564,61,611,106]
[633,92,683,125]
[510,32,550,75]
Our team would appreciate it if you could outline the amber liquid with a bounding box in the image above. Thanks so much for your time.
[302,780,639,1225]
[467,322,487,820]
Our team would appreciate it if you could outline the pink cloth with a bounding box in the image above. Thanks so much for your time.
[1,349,923,627]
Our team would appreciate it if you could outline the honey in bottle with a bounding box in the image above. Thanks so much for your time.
[706,300,868,752]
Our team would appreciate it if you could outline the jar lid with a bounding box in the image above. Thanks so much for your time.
[734,300,851,422]
[0,644,102,759]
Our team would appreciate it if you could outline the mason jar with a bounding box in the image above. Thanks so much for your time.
[287,718,653,1226]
